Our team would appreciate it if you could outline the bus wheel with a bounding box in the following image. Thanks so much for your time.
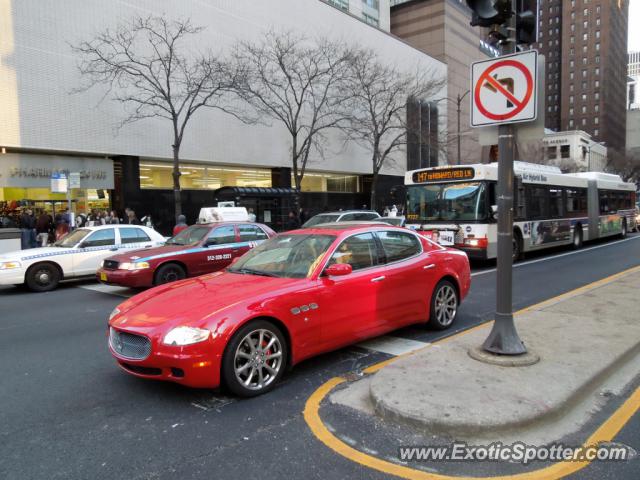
[512,231,523,262]
[572,225,583,249]
[620,220,627,238]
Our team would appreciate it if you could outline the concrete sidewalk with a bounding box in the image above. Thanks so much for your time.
[334,268,640,445]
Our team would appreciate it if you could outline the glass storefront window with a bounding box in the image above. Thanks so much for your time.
[0,188,109,215]
[139,161,272,190]
[296,172,360,193]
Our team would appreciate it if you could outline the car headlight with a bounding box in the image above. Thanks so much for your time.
[109,307,121,321]
[118,262,150,271]
[0,261,21,270]
[163,326,210,346]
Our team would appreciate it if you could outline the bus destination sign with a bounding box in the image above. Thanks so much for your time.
[412,167,475,184]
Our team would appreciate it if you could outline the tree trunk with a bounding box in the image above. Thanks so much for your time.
[370,170,379,213]
[291,134,301,212]
[172,143,182,221]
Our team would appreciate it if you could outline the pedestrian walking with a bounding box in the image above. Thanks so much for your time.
[36,210,53,247]
[105,210,119,224]
[247,208,257,222]
[126,209,142,225]
[173,215,188,236]
[286,211,300,230]
[20,209,36,249]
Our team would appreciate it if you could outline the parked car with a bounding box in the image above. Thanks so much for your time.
[378,216,406,227]
[302,210,381,228]
[97,222,276,287]
[0,225,165,291]
[108,223,471,396]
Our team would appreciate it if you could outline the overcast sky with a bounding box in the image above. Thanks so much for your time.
[630,0,639,51]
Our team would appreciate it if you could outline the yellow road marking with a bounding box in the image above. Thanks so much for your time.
[304,264,640,479]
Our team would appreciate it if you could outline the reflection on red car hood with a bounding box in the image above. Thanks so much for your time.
[111,272,299,330]
[106,244,196,263]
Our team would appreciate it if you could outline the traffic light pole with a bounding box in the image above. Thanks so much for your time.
[481,1,527,355]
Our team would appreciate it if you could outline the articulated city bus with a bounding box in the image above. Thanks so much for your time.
[404,162,637,260]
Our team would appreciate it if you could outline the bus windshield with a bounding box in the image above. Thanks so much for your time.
[407,182,488,222]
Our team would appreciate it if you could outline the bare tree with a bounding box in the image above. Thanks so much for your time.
[72,15,242,220]
[605,149,640,183]
[230,30,352,205]
[343,48,445,210]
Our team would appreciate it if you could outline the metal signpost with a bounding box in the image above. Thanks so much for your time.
[467,0,538,356]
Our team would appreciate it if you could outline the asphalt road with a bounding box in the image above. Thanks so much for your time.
[1,234,639,480]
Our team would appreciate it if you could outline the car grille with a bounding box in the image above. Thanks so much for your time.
[103,260,119,270]
[109,328,151,360]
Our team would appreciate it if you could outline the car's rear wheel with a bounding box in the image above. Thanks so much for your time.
[154,263,186,285]
[429,279,459,330]
[26,263,60,292]
[222,320,287,397]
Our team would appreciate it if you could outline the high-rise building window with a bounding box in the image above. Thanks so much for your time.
[595,104,599,112]
[583,33,588,41]
[570,95,574,104]
[595,55,600,63]
[569,119,574,128]
[595,117,599,124]
[582,94,587,101]
[570,60,575,67]
[570,107,574,115]
[595,67,600,75]
[570,71,575,80]
[570,48,575,56]
[596,18,600,26]
[595,80,600,88]
[595,92,600,100]
[327,0,349,11]
[594,129,599,136]
[595,43,600,51]
[583,8,588,16]
[571,36,575,44]
[583,21,588,28]
[582,57,587,65]
[582,105,587,113]
[570,84,574,92]
[596,5,600,13]
[571,24,575,32]
[596,30,600,39]
[582,118,587,126]
[582,70,587,78]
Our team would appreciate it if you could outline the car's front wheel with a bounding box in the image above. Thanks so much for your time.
[25,263,60,292]
[222,320,287,397]
[154,263,186,285]
[429,279,459,330]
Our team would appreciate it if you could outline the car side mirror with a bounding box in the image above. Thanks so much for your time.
[77,242,86,249]
[325,263,352,277]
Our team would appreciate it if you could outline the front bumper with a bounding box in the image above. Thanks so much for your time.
[108,328,223,388]
[97,267,154,288]
[0,269,26,285]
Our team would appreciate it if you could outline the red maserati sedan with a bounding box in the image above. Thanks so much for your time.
[97,222,275,287]
[108,223,471,396]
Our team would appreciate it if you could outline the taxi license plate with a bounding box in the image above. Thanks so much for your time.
[438,231,455,246]
[100,272,107,282]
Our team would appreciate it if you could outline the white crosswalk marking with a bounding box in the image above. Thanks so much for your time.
[79,283,136,298]
[356,335,429,356]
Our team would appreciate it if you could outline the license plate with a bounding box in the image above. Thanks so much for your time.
[100,272,107,282]
[438,231,455,246]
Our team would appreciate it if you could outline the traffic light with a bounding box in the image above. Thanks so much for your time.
[516,2,537,45]
[465,0,513,27]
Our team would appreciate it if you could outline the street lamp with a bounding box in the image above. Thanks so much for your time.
[434,90,471,166]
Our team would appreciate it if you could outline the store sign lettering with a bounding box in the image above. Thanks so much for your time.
[9,168,107,180]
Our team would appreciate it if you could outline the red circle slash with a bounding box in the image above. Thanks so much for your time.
[474,59,534,121]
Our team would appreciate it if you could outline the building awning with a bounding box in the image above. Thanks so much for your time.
[214,187,297,197]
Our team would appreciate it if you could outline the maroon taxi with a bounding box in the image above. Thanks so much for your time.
[97,222,275,287]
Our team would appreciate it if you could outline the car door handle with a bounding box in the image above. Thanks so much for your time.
[423,264,436,270]
[371,276,386,282]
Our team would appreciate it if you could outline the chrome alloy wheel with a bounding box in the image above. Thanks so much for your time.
[233,329,283,391]
[434,284,457,328]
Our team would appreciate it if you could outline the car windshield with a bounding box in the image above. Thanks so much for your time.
[165,225,210,246]
[54,229,91,247]
[407,182,487,222]
[228,234,336,278]
[302,214,341,228]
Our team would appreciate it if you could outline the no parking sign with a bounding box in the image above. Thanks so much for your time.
[470,50,538,127]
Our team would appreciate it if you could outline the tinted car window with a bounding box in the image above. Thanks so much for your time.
[378,231,421,263]
[340,213,357,221]
[83,229,115,247]
[328,233,378,271]
[239,225,268,241]
[120,227,151,244]
[302,214,341,228]
[207,226,236,246]
[354,213,379,220]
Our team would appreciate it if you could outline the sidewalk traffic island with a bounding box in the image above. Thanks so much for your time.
[369,268,640,443]
[305,267,640,479]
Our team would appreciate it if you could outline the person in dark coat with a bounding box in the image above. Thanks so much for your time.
[20,209,36,249]
[286,211,300,230]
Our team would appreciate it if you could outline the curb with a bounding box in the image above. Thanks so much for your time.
[369,340,640,439]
